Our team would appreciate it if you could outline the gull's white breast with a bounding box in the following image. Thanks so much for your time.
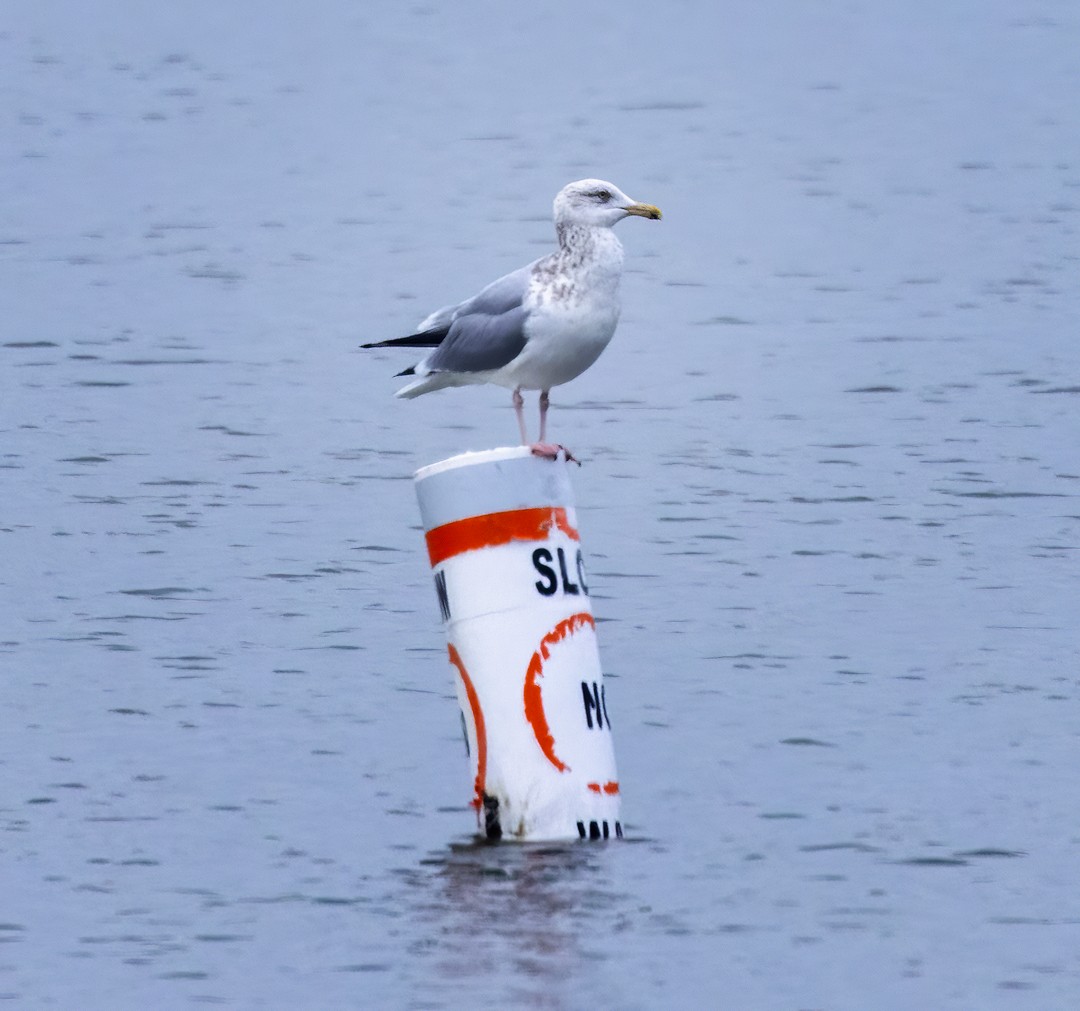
[497,231,625,391]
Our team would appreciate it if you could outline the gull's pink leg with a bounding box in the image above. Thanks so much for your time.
[539,389,549,444]
[513,387,529,444]
[530,389,579,465]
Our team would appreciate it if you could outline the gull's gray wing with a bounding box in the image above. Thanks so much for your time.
[415,259,544,374]
[424,304,530,374]
[417,261,536,331]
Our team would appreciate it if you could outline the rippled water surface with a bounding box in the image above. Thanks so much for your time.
[3,2,1079,1007]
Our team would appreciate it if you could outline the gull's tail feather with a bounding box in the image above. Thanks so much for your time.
[394,372,457,399]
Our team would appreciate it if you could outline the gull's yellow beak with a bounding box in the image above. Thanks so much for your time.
[624,202,662,220]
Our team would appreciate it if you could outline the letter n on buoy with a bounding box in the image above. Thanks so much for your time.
[414,447,622,842]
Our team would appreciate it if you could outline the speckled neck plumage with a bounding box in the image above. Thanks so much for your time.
[554,221,624,277]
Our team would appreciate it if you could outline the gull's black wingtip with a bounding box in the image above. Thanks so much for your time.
[359,326,449,351]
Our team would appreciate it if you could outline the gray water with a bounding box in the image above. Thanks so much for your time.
[3,1,1079,1007]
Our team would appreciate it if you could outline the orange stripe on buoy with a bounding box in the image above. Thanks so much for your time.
[447,644,487,811]
[586,781,620,795]
[425,507,579,567]
[523,612,596,773]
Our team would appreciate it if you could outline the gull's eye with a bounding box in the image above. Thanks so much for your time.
[591,189,612,203]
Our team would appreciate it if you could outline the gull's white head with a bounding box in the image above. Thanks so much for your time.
[553,178,662,229]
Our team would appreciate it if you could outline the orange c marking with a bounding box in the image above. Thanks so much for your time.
[426,507,579,567]
[447,644,486,811]
[523,612,595,773]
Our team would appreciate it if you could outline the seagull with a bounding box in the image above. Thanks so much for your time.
[361,179,661,461]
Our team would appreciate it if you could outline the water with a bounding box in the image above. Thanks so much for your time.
[3,1,1079,1006]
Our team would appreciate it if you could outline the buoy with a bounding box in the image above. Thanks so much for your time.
[414,447,621,842]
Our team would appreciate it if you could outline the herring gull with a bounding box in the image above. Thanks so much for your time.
[361,179,661,461]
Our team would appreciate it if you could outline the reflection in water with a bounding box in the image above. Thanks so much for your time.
[401,840,623,999]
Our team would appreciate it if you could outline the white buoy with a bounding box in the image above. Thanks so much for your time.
[414,446,621,842]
